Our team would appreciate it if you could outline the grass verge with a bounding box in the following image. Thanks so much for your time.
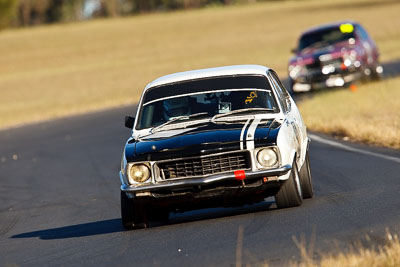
[291,232,400,267]
[1,0,400,130]
[297,77,400,149]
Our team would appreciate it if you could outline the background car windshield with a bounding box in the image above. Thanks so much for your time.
[137,89,278,129]
[299,27,355,51]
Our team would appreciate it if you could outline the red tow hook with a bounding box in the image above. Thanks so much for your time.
[234,170,246,187]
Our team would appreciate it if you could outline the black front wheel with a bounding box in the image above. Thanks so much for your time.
[275,160,303,209]
[299,151,313,199]
[121,191,148,230]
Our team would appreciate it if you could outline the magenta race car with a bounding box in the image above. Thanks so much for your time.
[288,21,383,93]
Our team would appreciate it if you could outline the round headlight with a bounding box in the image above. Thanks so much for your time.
[289,65,301,79]
[257,148,278,167]
[128,164,151,183]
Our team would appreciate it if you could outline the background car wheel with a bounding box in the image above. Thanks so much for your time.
[121,191,148,230]
[371,65,384,81]
[299,151,313,199]
[275,160,303,208]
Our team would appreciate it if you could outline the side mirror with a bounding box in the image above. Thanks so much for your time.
[124,116,135,129]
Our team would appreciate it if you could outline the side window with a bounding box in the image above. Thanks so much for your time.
[270,71,290,98]
[269,71,291,113]
[356,25,369,41]
[270,77,288,113]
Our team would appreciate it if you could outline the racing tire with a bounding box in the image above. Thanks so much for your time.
[275,160,303,209]
[121,191,148,230]
[299,151,313,199]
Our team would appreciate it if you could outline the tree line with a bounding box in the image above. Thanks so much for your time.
[0,0,269,29]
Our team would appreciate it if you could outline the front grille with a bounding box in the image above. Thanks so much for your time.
[321,58,343,67]
[305,58,343,71]
[157,152,250,179]
[305,59,321,70]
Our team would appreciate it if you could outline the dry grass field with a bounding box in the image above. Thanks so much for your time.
[290,232,400,267]
[298,77,400,149]
[1,0,400,130]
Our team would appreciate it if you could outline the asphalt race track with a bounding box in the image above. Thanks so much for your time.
[1,61,400,266]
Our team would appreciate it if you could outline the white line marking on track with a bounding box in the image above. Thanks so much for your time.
[309,134,400,163]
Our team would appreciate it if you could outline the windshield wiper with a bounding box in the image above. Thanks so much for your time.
[151,112,209,133]
[211,108,275,122]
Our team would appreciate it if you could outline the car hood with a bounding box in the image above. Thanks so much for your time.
[289,40,352,66]
[125,119,282,162]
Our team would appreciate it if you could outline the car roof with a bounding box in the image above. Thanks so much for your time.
[301,20,358,36]
[144,65,271,91]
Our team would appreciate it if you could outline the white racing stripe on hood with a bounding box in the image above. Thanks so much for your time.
[246,117,261,150]
[240,118,251,150]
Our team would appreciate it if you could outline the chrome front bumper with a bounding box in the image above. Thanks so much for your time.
[120,164,291,194]
[293,71,361,91]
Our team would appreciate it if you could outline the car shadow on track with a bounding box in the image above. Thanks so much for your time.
[11,218,124,240]
[11,199,277,238]
[153,198,276,228]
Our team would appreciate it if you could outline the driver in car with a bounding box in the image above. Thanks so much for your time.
[162,96,191,121]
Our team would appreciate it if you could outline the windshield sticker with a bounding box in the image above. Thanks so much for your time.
[340,23,354,33]
[245,91,258,104]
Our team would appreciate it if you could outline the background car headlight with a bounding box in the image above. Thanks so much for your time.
[289,65,301,79]
[128,164,151,183]
[257,148,278,167]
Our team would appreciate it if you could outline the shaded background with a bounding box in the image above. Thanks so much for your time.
[0,0,399,131]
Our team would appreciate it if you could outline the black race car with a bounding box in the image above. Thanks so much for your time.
[120,65,313,229]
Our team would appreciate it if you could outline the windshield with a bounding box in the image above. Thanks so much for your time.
[137,89,279,130]
[136,75,279,130]
[298,26,355,51]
